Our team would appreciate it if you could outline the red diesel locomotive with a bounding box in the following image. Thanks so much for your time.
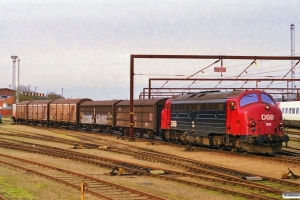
[160,90,288,153]
[15,90,288,153]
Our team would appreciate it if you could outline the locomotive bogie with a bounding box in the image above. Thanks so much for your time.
[239,141,282,153]
[186,135,212,146]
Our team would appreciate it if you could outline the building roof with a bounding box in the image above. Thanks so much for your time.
[0,88,15,92]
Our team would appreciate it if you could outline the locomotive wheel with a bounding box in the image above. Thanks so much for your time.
[160,131,167,141]
[230,147,238,152]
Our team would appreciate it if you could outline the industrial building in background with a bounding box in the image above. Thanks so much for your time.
[0,88,45,117]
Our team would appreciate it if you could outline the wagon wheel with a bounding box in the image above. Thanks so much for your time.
[160,130,167,141]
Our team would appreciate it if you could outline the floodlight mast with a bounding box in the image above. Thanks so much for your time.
[11,55,18,90]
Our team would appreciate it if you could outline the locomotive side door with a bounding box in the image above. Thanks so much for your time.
[226,99,240,135]
[161,100,171,130]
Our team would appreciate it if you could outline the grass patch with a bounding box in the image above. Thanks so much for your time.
[0,176,34,200]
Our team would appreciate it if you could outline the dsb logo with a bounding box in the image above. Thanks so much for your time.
[261,114,274,120]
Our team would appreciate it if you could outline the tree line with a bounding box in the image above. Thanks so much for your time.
[17,85,65,101]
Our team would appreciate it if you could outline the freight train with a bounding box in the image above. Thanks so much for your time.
[15,90,289,153]
[278,101,300,128]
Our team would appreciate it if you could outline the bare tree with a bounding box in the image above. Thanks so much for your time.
[18,85,32,92]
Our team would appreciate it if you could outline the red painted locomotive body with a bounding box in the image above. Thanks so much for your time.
[160,90,288,153]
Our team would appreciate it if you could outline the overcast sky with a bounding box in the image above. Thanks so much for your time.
[0,0,299,100]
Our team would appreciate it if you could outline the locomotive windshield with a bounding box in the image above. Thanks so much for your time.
[239,93,276,107]
[260,93,276,106]
[239,93,259,107]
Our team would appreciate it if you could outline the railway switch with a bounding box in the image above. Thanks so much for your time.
[74,144,83,149]
[281,168,298,179]
[110,166,125,176]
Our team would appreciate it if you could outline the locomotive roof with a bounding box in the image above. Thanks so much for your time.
[50,98,92,104]
[116,98,167,106]
[172,90,245,103]
[80,100,123,106]
[194,90,243,100]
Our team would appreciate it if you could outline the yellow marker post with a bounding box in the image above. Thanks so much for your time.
[81,181,88,200]
[81,181,85,200]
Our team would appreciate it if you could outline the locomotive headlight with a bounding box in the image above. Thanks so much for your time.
[265,105,270,110]
[248,121,256,127]
[230,102,236,110]
[279,121,284,131]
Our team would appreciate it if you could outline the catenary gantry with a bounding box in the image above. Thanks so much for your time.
[129,54,300,140]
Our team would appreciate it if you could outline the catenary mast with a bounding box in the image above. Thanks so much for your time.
[291,24,295,100]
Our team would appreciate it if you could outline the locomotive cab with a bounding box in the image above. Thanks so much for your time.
[226,91,287,153]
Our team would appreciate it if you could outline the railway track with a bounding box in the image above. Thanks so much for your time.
[0,140,281,200]
[3,125,300,164]
[0,153,166,200]
[10,125,300,165]
[0,129,299,199]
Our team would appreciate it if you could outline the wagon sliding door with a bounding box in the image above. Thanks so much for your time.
[80,106,94,124]
[50,104,57,121]
[69,104,77,123]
